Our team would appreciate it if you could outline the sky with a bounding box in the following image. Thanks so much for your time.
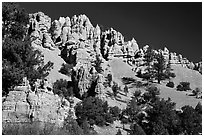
[19,2,202,62]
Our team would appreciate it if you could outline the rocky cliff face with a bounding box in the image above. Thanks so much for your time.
[2,86,74,128]
[27,11,201,97]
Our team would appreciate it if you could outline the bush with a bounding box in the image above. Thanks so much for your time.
[107,74,112,87]
[59,63,74,76]
[62,114,84,135]
[122,77,136,84]
[192,88,201,96]
[93,55,103,73]
[166,81,174,88]
[130,123,146,135]
[169,72,176,78]
[109,106,121,119]
[116,129,122,135]
[133,89,141,98]
[179,105,202,135]
[195,102,202,114]
[75,97,114,127]
[53,79,73,98]
[176,82,191,91]
[112,82,119,97]
[137,72,152,81]
[135,81,143,88]
[143,86,160,103]
[124,85,129,95]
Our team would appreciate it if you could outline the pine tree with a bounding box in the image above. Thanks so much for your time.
[2,3,52,95]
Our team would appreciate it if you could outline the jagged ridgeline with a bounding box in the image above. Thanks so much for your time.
[2,8,202,135]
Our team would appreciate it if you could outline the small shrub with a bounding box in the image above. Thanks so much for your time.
[192,88,201,96]
[80,120,92,135]
[130,123,146,135]
[112,82,119,97]
[176,82,191,91]
[95,115,106,126]
[109,106,121,119]
[59,63,73,76]
[135,81,143,88]
[166,81,174,88]
[143,86,160,103]
[121,117,129,124]
[122,77,136,84]
[107,74,112,87]
[53,79,73,98]
[63,115,84,135]
[176,84,183,91]
[138,72,152,81]
[124,85,129,96]
[133,89,141,98]
[146,86,160,96]
[195,102,202,114]
[93,55,103,73]
[169,72,176,78]
[104,113,114,124]
[116,129,122,135]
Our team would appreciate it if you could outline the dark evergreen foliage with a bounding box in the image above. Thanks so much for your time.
[53,79,73,98]
[93,55,103,73]
[141,48,175,84]
[179,105,202,135]
[166,81,174,88]
[116,129,122,135]
[2,3,52,96]
[75,97,114,127]
[176,82,191,91]
[59,63,74,76]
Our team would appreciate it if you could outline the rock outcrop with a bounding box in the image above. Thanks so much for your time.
[2,85,79,128]
[29,12,55,50]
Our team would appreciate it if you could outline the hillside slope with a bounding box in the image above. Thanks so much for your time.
[171,64,202,89]
[36,46,71,83]
[158,84,202,109]
[109,58,140,83]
